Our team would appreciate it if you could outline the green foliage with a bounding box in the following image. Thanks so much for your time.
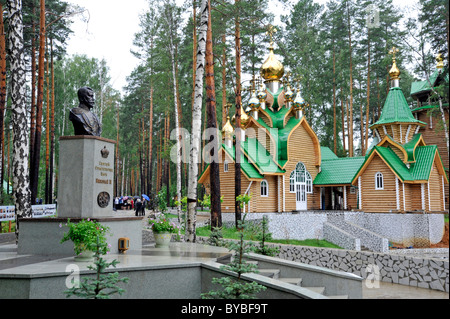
[196,224,342,249]
[254,216,280,257]
[156,189,168,213]
[207,227,224,247]
[175,196,187,211]
[60,219,110,255]
[202,214,266,299]
[236,193,251,210]
[64,239,129,299]
[198,194,223,209]
[148,214,179,234]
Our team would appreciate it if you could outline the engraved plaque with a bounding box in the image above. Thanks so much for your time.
[97,191,110,208]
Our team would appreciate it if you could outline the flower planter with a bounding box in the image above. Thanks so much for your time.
[74,249,95,262]
[153,232,173,247]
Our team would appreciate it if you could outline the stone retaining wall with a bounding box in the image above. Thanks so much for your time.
[192,235,448,292]
[221,211,445,252]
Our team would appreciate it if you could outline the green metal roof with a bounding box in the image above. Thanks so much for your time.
[403,133,422,163]
[253,109,302,167]
[355,144,438,183]
[409,145,437,181]
[223,143,264,179]
[314,156,366,185]
[371,87,426,128]
[320,146,339,161]
[242,138,285,174]
[410,68,449,96]
[374,146,413,181]
[411,102,449,112]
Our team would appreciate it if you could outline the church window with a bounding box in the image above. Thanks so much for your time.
[290,171,295,192]
[375,172,383,190]
[261,180,268,197]
[224,161,229,172]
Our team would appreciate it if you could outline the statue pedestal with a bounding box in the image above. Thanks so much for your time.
[57,136,116,218]
[18,136,143,256]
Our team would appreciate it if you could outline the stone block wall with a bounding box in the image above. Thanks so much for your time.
[193,234,448,292]
[274,244,448,292]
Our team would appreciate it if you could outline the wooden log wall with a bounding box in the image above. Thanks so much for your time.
[416,110,449,209]
[360,155,397,212]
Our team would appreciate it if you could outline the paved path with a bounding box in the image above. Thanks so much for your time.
[1,209,448,299]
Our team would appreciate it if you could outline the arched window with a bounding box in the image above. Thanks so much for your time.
[290,171,295,192]
[306,171,312,194]
[375,172,383,190]
[224,160,229,172]
[291,162,313,194]
[260,180,268,197]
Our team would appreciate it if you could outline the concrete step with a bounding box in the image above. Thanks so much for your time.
[303,286,325,294]
[278,277,303,286]
[258,269,280,279]
[327,295,349,299]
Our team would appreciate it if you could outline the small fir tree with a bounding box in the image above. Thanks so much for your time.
[202,212,266,299]
[254,216,280,257]
[64,238,129,299]
[207,226,224,247]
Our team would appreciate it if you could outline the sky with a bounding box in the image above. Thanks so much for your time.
[65,0,418,96]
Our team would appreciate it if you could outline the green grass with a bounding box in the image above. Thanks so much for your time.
[196,225,342,249]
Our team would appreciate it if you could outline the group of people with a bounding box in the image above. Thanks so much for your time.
[113,196,148,216]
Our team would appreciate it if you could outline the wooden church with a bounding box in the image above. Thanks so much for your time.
[199,43,448,215]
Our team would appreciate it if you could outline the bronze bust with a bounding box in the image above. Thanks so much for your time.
[69,87,102,136]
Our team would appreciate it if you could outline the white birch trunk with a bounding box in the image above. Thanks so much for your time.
[8,0,32,242]
[166,5,183,223]
[186,0,208,242]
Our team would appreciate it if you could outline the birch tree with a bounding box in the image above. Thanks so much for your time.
[186,0,208,242]
[8,0,32,240]
[160,0,182,222]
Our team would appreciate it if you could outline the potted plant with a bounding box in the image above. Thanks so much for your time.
[60,218,111,261]
[148,215,178,247]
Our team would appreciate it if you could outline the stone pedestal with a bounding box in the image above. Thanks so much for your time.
[18,136,143,256]
[57,136,116,218]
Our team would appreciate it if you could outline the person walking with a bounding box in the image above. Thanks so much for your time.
[140,198,146,216]
[134,199,142,217]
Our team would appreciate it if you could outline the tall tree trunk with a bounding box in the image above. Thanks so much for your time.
[332,46,337,154]
[0,2,6,202]
[222,33,227,125]
[187,0,208,242]
[29,2,37,168]
[8,0,32,242]
[31,0,46,205]
[341,87,346,153]
[45,41,50,204]
[234,0,242,228]
[49,38,55,204]
[364,28,371,156]
[205,0,222,229]
[115,105,120,198]
[346,1,354,157]
[148,83,154,198]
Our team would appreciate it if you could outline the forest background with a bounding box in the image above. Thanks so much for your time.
[0,0,448,213]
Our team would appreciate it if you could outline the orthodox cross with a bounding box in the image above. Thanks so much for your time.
[225,103,232,117]
[266,24,277,47]
[388,46,399,61]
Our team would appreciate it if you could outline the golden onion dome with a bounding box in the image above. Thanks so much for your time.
[389,60,400,80]
[293,93,305,110]
[260,46,284,81]
[222,116,234,139]
[231,106,249,129]
[248,91,260,110]
[284,85,294,101]
[436,53,444,69]
[256,86,267,101]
